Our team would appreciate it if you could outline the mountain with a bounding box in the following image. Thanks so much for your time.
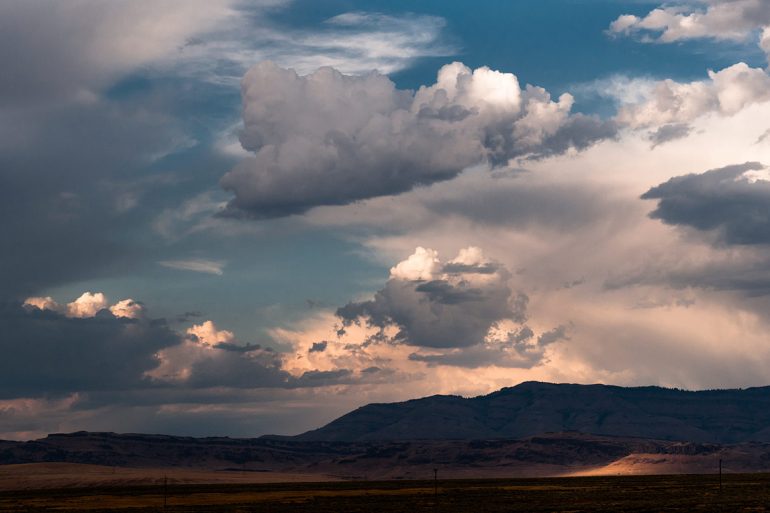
[4,381,770,483]
[294,381,770,443]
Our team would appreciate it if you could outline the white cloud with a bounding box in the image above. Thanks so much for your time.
[616,63,770,128]
[186,320,234,346]
[24,293,146,319]
[389,247,441,281]
[159,258,225,275]
[176,10,454,86]
[609,0,770,60]
[66,292,108,318]
[22,296,61,313]
[109,299,144,319]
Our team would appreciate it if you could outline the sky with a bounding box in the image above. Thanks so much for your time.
[3,0,770,440]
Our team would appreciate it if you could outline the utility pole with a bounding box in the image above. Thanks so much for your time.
[433,468,438,501]
[163,475,168,510]
[719,458,722,493]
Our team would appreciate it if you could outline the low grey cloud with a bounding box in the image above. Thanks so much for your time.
[5,298,370,402]
[309,341,328,353]
[648,123,693,148]
[0,302,180,398]
[336,247,528,349]
[642,162,770,245]
[408,325,567,369]
[428,180,617,230]
[0,0,235,107]
[220,61,615,218]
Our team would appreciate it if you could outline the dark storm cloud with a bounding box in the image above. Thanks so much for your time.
[214,342,263,353]
[0,302,181,398]
[0,91,209,300]
[220,62,617,219]
[185,349,291,389]
[413,280,486,305]
[0,301,367,401]
[642,162,770,245]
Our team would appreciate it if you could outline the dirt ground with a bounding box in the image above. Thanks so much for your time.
[0,466,768,512]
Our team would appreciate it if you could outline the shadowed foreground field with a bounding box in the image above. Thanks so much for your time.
[2,474,770,512]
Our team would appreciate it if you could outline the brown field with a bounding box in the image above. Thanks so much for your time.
[0,463,340,491]
[1,464,770,512]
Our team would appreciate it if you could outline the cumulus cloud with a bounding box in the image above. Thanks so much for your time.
[22,296,61,313]
[609,0,770,59]
[336,247,528,349]
[220,61,615,218]
[109,299,144,320]
[24,292,143,320]
[186,320,234,345]
[149,320,281,385]
[617,63,770,128]
[642,161,770,245]
[9,296,360,399]
[66,292,109,318]
[150,319,359,389]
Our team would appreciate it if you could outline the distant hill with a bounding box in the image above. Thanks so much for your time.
[6,431,768,480]
[4,382,770,480]
[294,381,770,443]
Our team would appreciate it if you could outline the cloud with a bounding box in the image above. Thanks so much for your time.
[648,123,693,148]
[22,296,60,312]
[66,292,109,318]
[219,61,615,218]
[336,247,529,349]
[150,319,362,389]
[175,10,455,85]
[11,295,361,399]
[109,299,144,320]
[186,320,234,345]
[0,0,237,106]
[389,246,441,281]
[0,301,181,397]
[159,259,225,275]
[609,0,770,60]
[616,63,770,128]
[24,292,144,320]
[642,161,770,245]
[309,341,328,353]
[408,324,567,369]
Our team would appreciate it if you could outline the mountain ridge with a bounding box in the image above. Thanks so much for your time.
[293,381,770,443]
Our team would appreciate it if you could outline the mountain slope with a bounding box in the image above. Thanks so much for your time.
[295,381,770,443]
